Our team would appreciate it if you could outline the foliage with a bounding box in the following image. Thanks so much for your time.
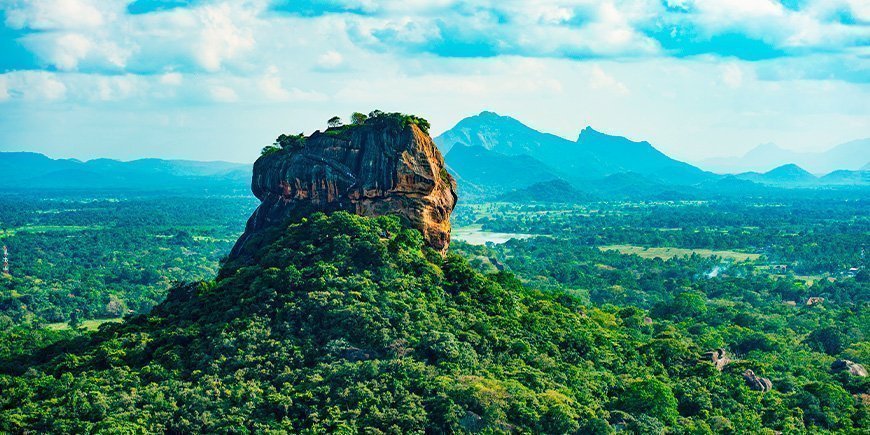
[1,212,866,433]
[0,192,255,325]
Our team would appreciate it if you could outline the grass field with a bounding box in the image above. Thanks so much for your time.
[599,244,761,262]
[46,318,123,331]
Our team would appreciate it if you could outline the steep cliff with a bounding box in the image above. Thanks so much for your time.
[229,113,457,261]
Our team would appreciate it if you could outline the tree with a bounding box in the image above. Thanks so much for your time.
[68,310,81,329]
[327,116,343,128]
[616,377,679,425]
[351,112,368,125]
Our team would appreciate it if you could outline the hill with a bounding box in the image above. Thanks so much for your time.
[0,152,249,192]
[819,169,870,185]
[700,139,870,174]
[445,145,561,194]
[494,179,590,203]
[736,164,818,187]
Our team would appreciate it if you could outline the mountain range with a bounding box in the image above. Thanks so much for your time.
[698,139,870,175]
[435,112,869,200]
[2,112,867,197]
[0,152,249,191]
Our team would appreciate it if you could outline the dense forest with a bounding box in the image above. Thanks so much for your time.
[0,188,866,432]
[0,192,255,325]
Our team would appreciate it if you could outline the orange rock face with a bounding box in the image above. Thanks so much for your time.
[229,120,457,260]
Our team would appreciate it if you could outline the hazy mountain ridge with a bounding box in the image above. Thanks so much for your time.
[0,152,250,191]
[699,139,870,174]
[444,145,562,195]
[437,112,868,198]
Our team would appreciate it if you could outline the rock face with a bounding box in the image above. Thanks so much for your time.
[742,369,773,392]
[702,348,731,371]
[832,359,868,377]
[229,117,457,261]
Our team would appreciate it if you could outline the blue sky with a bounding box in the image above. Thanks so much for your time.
[0,0,867,163]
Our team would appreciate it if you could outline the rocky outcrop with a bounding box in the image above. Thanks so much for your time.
[229,115,457,261]
[743,369,773,392]
[702,348,731,371]
[832,359,868,377]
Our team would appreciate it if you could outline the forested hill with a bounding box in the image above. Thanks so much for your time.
[1,212,867,432]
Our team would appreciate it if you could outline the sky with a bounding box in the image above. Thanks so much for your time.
[0,0,868,164]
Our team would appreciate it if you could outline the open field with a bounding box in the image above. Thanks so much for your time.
[599,244,761,262]
[46,318,123,331]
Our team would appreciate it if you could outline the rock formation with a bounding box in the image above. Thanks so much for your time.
[742,369,773,392]
[229,113,457,261]
[831,359,868,377]
[701,348,731,371]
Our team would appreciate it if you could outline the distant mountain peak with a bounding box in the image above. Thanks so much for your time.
[763,163,816,180]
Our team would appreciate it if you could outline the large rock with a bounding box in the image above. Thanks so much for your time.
[742,369,773,392]
[701,348,731,371]
[831,359,868,377]
[229,115,457,261]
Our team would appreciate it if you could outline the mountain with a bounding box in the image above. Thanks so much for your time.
[699,139,870,174]
[435,112,712,188]
[575,127,710,184]
[435,111,611,178]
[445,145,561,195]
[819,169,870,185]
[0,152,249,191]
[436,111,572,157]
[495,179,591,203]
[736,164,818,187]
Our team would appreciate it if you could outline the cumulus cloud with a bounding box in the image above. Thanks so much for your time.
[209,84,238,102]
[589,65,629,95]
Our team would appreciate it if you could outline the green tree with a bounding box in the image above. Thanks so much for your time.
[616,377,679,425]
[350,112,368,125]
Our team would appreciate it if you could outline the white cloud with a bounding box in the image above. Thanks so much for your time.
[0,76,9,102]
[721,63,743,88]
[159,72,183,86]
[589,65,629,95]
[209,84,238,102]
[194,4,256,72]
[3,0,114,30]
[316,51,344,70]
[1,71,68,101]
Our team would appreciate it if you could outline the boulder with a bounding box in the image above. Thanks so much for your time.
[831,359,868,377]
[702,348,731,371]
[742,369,773,392]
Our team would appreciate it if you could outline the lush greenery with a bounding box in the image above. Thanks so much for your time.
[0,185,866,433]
[463,198,868,275]
[0,192,255,326]
[1,212,867,433]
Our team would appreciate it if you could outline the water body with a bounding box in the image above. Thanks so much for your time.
[452,225,535,245]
